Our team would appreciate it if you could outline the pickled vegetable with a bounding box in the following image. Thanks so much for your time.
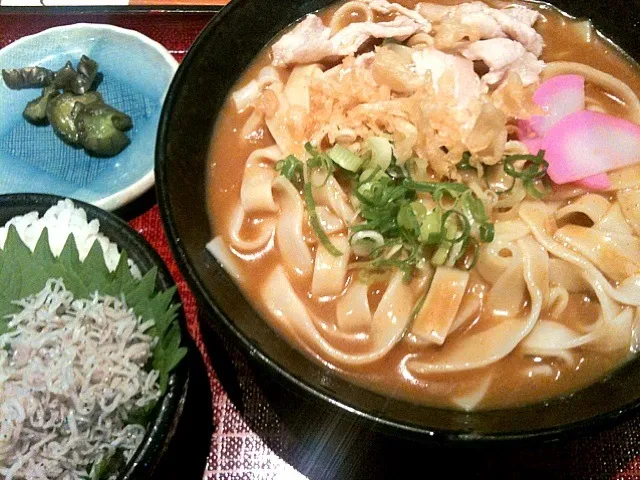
[52,61,77,91]
[73,55,99,94]
[52,56,99,94]
[1,66,54,89]
[47,91,103,144]
[23,85,59,124]
[2,55,132,157]
[75,103,132,156]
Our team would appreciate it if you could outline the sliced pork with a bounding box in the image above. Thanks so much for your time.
[272,8,430,66]
[462,38,544,86]
[418,1,543,55]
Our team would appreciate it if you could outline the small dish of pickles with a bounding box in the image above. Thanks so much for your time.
[0,24,178,211]
[3,55,134,157]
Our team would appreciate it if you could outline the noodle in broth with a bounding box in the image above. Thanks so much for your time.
[206,0,640,410]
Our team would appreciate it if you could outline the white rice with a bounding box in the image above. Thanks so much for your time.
[0,199,141,278]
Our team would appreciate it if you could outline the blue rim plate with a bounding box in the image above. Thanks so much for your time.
[0,23,178,211]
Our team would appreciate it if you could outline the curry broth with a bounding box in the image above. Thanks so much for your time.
[207,0,640,409]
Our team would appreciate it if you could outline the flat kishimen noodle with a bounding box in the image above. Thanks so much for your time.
[206,0,640,409]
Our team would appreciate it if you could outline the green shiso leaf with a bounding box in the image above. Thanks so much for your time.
[153,323,187,393]
[0,290,14,334]
[0,227,186,397]
[126,399,158,428]
[79,240,111,287]
[109,249,132,295]
[1,226,33,302]
[33,228,56,265]
[126,267,157,305]
[89,450,126,480]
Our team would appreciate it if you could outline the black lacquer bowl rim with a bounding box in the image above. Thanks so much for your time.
[155,0,640,446]
[0,193,190,478]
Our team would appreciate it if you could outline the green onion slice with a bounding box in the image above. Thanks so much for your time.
[275,155,303,184]
[350,230,385,257]
[479,222,495,243]
[404,179,469,195]
[503,151,548,181]
[303,183,343,257]
[457,151,475,170]
[524,176,552,199]
[431,242,451,266]
[305,142,334,186]
[441,210,470,244]
[328,144,364,172]
[456,237,480,270]
[418,207,442,244]
[367,136,393,171]
[409,286,429,323]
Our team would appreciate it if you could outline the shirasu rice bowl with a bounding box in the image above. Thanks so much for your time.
[0,200,172,480]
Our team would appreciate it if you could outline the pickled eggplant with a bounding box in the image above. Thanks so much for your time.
[1,66,54,89]
[23,85,59,124]
[73,55,99,94]
[47,92,103,144]
[52,57,99,94]
[3,55,133,157]
[75,103,132,156]
[52,61,77,91]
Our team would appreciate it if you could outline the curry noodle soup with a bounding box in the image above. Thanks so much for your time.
[206,0,640,410]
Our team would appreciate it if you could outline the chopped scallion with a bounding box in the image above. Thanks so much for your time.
[418,208,441,244]
[431,243,450,266]
[360,167,385,183]
[350,230,385,257]
[457,151,475,170]
[328,144,364,172]
[303,183,343,257]
[291,143,496,277]
[367,136,393,171]
[441,210,470,244]
[456,237,480,270]
[503,151,548,181]
[502,150,550,199]
[409,286,429,323]
[275,155,303,185]
[305,142,335,186]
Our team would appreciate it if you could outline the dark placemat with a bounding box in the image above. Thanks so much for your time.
[1,10,640,480]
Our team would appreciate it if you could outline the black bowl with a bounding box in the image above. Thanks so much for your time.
[0,193,190,478]
[156,0,640,445]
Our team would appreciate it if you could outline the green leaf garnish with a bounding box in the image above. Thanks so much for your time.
[0,228,186,395]
[126,399,158,428]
